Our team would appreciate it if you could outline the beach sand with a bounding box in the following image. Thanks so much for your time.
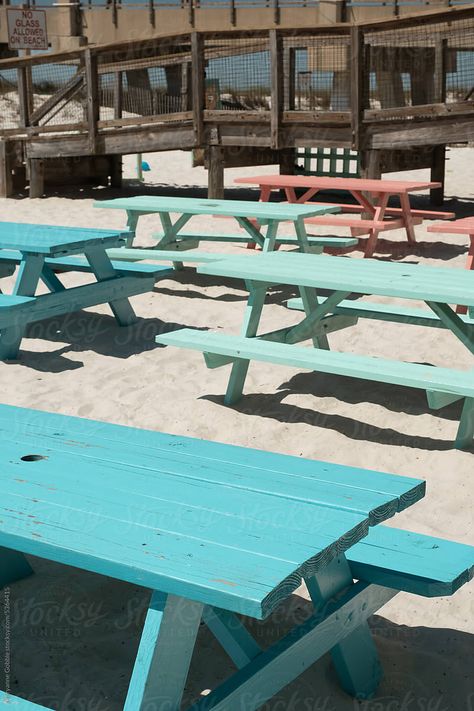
[0,146,473,710]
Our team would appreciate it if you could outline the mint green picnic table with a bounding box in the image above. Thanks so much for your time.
[1,404,473,710]
[93,195,352,267]
[158,251,474,449]
[0,222,172,360]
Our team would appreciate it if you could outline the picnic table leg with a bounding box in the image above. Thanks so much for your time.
[157,212,193,271]
[84,247,137,327]
[0,546,33,589]
[0,253,44,360]
[455,397,474,450]
[363,193,389,259]
[225,282,268,405]
[306,555,383,699]
[124,591,203,711]
[202,606,262,668]
[298,286,330,349]
[187,582,396,710]
[40,265,66,293]
[236,216,266,251]
[456,234,474,315]
[399,192,418,245]
[126,211,140,247]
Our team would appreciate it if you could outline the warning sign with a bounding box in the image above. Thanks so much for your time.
[7,9,48,51]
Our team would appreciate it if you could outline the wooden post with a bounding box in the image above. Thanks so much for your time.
[360,149,381,180]
[17,66,30,128]
[85,48,99,154]
[191,32,205,147]
[270,30,283,150]
[29,158,44,199]
[350,25,364,151]
[208,143,224,199]
[110,155,123,189]
[431,38,447,206]
[279,148,295,176]
[0,140,13,198]
[229,0,236,26]
[114,71,123,120]
[273,0,280,24]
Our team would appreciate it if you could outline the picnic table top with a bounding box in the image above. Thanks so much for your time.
[0,222,129,256]
[428,217,474,234]
[0,404,424,619]
[197,251,474,307]
[234,174,440,195]
[94,196,340,221]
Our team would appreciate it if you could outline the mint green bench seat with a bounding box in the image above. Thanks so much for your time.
[151,232,358,248]
[157,329,474,448]
[0,692,52,710]
[0,295,35,310]
[0,405,472,709]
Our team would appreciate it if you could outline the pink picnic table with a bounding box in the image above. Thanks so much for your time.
[428,217,474,314]
[235,174,454,258]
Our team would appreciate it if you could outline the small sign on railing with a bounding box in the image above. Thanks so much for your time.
[7,8,48,51]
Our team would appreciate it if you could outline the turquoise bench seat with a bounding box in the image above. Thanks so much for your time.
[287,296,474,327]
[0,295,35,309]
[157,329,474,448]
[0,250,172,280]
[0,692,52,710]
[347,526,474,597]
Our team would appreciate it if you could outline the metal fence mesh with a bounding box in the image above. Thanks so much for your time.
[364,17,474,112]
[204,36,271,110]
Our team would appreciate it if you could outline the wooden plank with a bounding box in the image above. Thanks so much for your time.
[124,593,203,711]
[282,111,350,124]
[195,252,474,307]
[364,101,474,122]
[204,110,270,124]
[0,141,13,198]
[17,66,30,129]
[29,73,84,127]
[84,48,99,154]
[0,223,128,255]
[347,525,474,597]
[208,144,225,199]
[113,70,123,120]
[0,404,425,515]
[270,29,283,150]
[157,328,474,399]
[98,112,193,129]
[191,32,205,147]
[28,159,44,199]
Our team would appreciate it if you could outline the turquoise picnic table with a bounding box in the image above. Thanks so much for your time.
[0,222,172,360]
[158,251,474,449]
[1,404,473,710]
[93,195,355,267]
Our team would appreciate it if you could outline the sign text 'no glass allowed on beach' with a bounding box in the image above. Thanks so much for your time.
[7,9,48,51]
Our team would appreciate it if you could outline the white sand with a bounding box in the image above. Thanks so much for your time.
[1,147,473,710]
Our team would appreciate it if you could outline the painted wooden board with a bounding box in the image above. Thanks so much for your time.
[234,175,440,195]
[0,295,35,309]
[428,217,474,235]
[0,692,52,710]
[286,296,474,328]
[347,525,474,597]
[0,250,173,279]
[0,276,156,330]
[150,233,358,248]
[157,328,474,399]
[0,223,129,256]
[196,252,474,307]
[0,404,424,619]
[94,196,341,222]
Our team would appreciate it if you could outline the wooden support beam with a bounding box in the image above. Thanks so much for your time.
[29,159,45,199]
[431,37,447,206]
[191,32,205,147]
[110,155,123,189]
[270,30,283,150]
[431,146,446,207]
[350,25,364,151]
[0,141,14,199]
[84,48,100,154]
[17,66,30,129]
[208,143,225,199]
[114,71,123,120]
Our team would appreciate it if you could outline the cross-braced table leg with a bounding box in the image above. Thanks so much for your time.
[0,253,45,360]
[0,546,33,589]
[225,281,268,405]
[457,234,474,316]
[84,247,137,327]
[124,592,203,711]
[157,212,193,270]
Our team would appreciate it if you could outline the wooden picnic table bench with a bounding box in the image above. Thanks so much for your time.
[1,404,472,710]
[94,195,355,269]
[0,223,172,360]
[235,175,454,258]
[428,217,474,315]
[158,251,474,449]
